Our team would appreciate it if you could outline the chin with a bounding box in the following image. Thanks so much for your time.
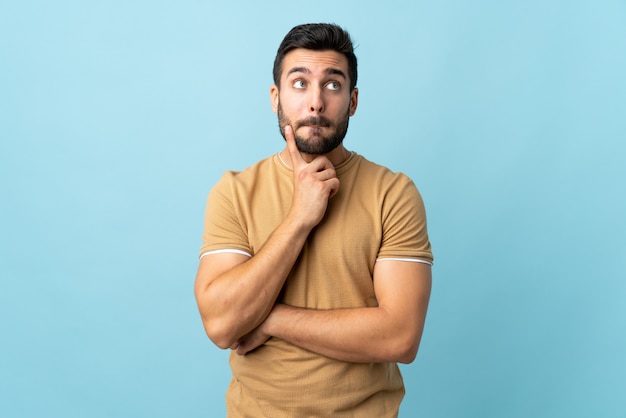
[295,137,342,155]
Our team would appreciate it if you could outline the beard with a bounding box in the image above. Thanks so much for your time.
[277,103,350,155]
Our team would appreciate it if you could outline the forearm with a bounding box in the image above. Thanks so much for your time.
[263,303,427,364]
[196,218,311,348]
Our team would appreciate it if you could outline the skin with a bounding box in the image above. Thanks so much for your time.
[194,48,432,364]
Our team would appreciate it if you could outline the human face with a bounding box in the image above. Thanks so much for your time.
[271,49,358,155]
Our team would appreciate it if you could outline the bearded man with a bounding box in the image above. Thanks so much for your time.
[194,23,433,417]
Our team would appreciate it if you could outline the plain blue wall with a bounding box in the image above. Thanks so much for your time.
[1,1,624,417]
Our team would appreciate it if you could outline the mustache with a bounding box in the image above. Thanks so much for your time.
[295,116,333,129]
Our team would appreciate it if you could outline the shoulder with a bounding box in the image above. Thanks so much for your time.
[214,154,279,191]
[350,154,418,192]
[220,154,276,181]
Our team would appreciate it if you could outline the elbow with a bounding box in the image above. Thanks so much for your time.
[396,343,418,364]
[388,312,428,364]
[195,285,238,349]
[202,319,238,350]
[392,333,422,364]
[393,347,417,364]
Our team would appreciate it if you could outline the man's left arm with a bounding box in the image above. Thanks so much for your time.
[235,260,431,364]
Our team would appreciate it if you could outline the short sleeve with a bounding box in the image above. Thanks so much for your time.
[199,171,252,258]
[378,174,433,264]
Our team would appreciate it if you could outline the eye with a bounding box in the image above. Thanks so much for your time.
[293,80,307,89]
[326,81,340,91]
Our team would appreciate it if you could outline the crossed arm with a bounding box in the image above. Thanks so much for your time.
[195,252,431,364]
[193,126,431,364]
[235,260,431,364]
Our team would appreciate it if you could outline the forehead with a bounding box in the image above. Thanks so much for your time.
[281,48,349,79]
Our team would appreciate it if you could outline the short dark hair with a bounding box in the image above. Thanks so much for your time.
[273,23,358,91]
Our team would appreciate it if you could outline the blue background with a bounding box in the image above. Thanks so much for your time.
[1,1,625,417]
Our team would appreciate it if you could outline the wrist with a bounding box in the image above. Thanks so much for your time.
[284,209,317,234]
[265,304,288,337]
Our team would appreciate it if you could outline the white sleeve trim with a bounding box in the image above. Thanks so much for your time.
[376,257,433,266]
[199,249,252,259]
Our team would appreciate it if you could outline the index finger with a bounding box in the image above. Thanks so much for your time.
[284,125,305,169]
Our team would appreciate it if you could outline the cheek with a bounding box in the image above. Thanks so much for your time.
[280,94,304,111]
[279,100,303,119]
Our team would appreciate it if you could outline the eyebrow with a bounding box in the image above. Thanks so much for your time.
[287,66,347,79]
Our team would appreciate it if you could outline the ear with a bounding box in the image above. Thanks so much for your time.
[270,85,279,113]
[349,87,359,116]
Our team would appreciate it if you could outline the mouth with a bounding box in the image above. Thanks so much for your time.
[297,117,332,130]
[301,125,328,135]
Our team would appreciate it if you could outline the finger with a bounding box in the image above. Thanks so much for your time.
[328,179,339,199]
[284,125,305,169]
[327,178,340,199]
[307,160,334,177]
[304,156,337,177]
[308,158,339,197]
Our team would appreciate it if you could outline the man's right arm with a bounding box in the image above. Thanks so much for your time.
[193,218,310,349]
[194,126,340,349]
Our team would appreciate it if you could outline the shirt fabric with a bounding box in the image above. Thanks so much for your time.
[200,152,433,417]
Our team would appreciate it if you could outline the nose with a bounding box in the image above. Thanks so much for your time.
[309,86,324,113]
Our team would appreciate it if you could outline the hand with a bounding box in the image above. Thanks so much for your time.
[233,323,270,355]
[285,125,340,229]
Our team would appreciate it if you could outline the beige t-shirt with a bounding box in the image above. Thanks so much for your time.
[200,152,433,417]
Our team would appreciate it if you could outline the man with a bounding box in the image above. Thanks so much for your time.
[194,23,433,417]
